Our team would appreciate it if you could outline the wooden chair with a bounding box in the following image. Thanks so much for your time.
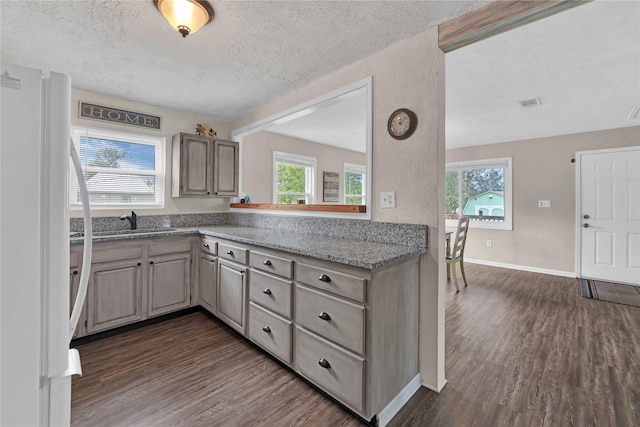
[446,216,470,293]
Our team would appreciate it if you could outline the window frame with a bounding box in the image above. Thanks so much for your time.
[343,163,366,205]
[272,151,316,204]
[69,125,165,210]
[445,157,512,230]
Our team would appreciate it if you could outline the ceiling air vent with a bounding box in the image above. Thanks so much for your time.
[519,97,542,108]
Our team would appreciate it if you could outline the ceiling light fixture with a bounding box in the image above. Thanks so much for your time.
[627,107,640,121]
[154,0,214,38]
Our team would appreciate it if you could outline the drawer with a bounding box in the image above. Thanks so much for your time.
[296,262,365,302]
[296,285,364,355]
[92,244,143,264]
[250,250,293,279]
[148,238,192,256]
[249,303,292,364]
[249,270,293,318]
[201,238,217,255]
[295,326,364,413]
[218,242,248,264]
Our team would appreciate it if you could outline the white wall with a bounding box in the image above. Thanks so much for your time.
[70,88,232,218]
[242,131,366,204]
[446,126,640,274]
[233,28,447,391]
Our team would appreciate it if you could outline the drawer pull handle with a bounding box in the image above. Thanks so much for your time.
[227,250,234,255]
[318,358,331,369]
[262,325,271,333]
[318,311,331,321]
[263,288,272,295]
[203,243,209,248]
[318,274,331,283]
[263,259,272,266]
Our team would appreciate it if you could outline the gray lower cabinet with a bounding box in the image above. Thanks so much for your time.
[148,252,192,317]
[71,233,419,422]
[74,237,196,337]
[69,249,84,338]
[217,259,247,334]
[199,253,217,314]
[86,258,144,334]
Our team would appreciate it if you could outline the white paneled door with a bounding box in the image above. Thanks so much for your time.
[577,147,640,285]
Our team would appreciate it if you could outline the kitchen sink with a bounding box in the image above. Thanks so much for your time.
[70,228,176,238]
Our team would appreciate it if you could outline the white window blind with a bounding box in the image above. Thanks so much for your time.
[70,126,165,208]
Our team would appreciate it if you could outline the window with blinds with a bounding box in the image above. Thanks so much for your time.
[344,163,365,205]
[70,126,165,208]
[272,151,316,204]
[445,157,512,230]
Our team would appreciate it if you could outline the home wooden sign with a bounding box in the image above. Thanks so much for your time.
[79,102,161,130]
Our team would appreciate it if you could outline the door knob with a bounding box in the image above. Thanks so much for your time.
[583,223,590,228]
[583,215,590,219]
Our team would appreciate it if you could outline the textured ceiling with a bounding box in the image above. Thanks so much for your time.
[2,1,636,150]
[0,0,489,121]
[445,0,640,148]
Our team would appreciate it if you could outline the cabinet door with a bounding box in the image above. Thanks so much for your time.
[200,253,217,315]
[217,260,246,335]
[148,253,191,317]
[213,139,239,197]
[86,260,143,334]
[69,268,83,338]
[181,134,213,196]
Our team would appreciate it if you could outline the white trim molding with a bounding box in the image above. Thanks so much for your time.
[465,258,576,278]
[377,374,421,427]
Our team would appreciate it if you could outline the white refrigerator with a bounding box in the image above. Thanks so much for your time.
[1,63,92,426]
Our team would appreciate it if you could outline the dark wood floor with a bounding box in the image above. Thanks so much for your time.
[71,264,640,426]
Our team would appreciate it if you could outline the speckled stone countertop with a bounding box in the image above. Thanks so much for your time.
[71,225,425,270]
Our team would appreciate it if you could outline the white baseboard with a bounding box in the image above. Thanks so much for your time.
[464,258,576,278]
[376,374,421,427]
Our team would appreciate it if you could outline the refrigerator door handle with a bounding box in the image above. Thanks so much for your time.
[69,137,92,341]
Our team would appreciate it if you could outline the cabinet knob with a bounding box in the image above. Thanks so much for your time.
[214,192,218,195]
[263,288,272,295]
[204,243,209,248]
[72,270,78,275]
[318,358,331,369]
[263,259,272,266]
[262,325,271,333]
[583,214,590,219]
[137,262,141,266]
[318,311,331,321]
[583,223,590,228]
[207,192,211,195]
[150,261,154,264]
[227,250,234,256]
[318,274,331,283]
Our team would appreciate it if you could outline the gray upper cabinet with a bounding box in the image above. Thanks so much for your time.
[213,139,239,196]
[171,133,238,198]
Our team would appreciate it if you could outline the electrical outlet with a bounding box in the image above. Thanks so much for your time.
[538,200,551,208]
[486,240,493,248]
[381,191,396,208]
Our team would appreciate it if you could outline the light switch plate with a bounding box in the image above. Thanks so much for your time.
[381,191,396,208]
[538,200,551,208]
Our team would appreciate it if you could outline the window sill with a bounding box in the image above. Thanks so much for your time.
[230,203,366,213]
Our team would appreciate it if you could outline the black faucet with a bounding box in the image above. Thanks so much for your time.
[120,211,137,230]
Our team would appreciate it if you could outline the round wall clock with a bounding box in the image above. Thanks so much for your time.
[387,108,418,140]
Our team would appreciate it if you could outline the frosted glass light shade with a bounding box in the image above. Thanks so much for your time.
[155,0,213,37]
